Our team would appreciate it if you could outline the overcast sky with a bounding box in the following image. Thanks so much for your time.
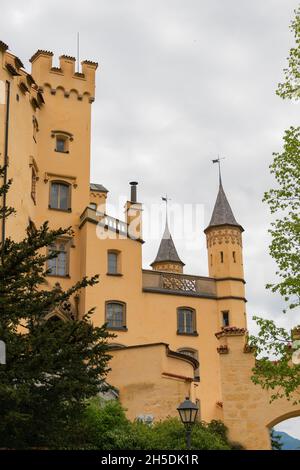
[1,0,300,439]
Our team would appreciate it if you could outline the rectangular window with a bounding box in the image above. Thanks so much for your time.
[222,311,229,327]
[178,308,196,334]
[107,252,119,274]
[56,137,66,152]
[47,240,69,277]
[106,302,125,329]
[233,251,236,263]
[220,251,224,263]
[50,182,70,211]
[31,167,37,204]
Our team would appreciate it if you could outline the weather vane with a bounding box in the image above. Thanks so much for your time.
[212,155,225,183]
[161,194,171,224]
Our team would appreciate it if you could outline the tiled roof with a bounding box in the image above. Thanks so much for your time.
[206,182,243,231]
[151,221,184,266]
[90,183,109,193]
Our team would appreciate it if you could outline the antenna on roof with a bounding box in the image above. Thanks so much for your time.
[77,32,80,73]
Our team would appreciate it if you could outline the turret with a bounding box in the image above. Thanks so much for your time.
[151,205,184,274]
[204,180,244,280]
[205,177,246,329]
[30,50,98,98]
[28,49,99,234]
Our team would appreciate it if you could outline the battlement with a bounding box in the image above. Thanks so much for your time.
[30,49,98,100]
[0,42,44,110]
[0,40,9,52]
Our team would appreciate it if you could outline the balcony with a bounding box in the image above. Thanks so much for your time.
[142,270,217,299]
[80,207,128,236]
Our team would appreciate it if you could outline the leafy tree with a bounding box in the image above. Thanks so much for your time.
[277,6,300,100]
[263,127,300,311]
[250,6,300,403]
[0,170,113,449]
[250,317,300,403]
[74,398,243,450]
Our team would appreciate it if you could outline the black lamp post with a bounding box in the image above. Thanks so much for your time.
[177,397,199,450]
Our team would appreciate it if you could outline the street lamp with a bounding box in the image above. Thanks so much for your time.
[177,397,199,450]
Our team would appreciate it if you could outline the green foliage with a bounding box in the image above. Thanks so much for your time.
[250,8,300,403]
[0,172,114,449]
[263,127,300,311]
[277,6,300,100]
[270,429,283,451]
[71,399,242,450]
[249,317,300,403]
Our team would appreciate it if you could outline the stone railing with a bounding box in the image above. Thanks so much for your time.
[142,270,217,298]
[80,207,128,236]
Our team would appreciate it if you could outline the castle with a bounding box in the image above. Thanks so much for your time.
[1,41,299,449]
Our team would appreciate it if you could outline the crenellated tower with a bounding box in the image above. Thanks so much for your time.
[30,50,98,228]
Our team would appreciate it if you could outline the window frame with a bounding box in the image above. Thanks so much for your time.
[49,180,71,212]
[47,238,70,278]
[222,310,230,327]
[89,202,97,210]
[31,166,37,204]
[105,301,127,330]
[51,130,73,154]
[55,135,69,153]
[177,307,198,336]
[107,250,121,276]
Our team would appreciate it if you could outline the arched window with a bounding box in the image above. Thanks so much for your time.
[177,307,197,335]
[49,181,70,211]
[107,250,120,275]
[105,301,126,330]
[177,347,200,381]
[47,240,69,277]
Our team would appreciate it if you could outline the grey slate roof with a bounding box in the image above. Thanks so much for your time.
[90,183,109,193]
[206,182,243,231]
[151,222,185,266]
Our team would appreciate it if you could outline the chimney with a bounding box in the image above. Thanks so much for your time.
[125,182,143,241]
[130,181,138,203]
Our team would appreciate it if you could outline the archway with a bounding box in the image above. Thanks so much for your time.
[269,415,300,450]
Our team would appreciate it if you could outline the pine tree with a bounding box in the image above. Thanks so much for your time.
[0,166,113,449]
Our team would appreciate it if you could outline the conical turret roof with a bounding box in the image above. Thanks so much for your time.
[205,181,243,232]
[151,221,185,266]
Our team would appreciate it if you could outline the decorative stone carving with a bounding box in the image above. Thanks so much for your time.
[217,345,229,354]
[162,274,197,293]
[215,326,247,339]
[206,227,242,248]
[44,283,77,321]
